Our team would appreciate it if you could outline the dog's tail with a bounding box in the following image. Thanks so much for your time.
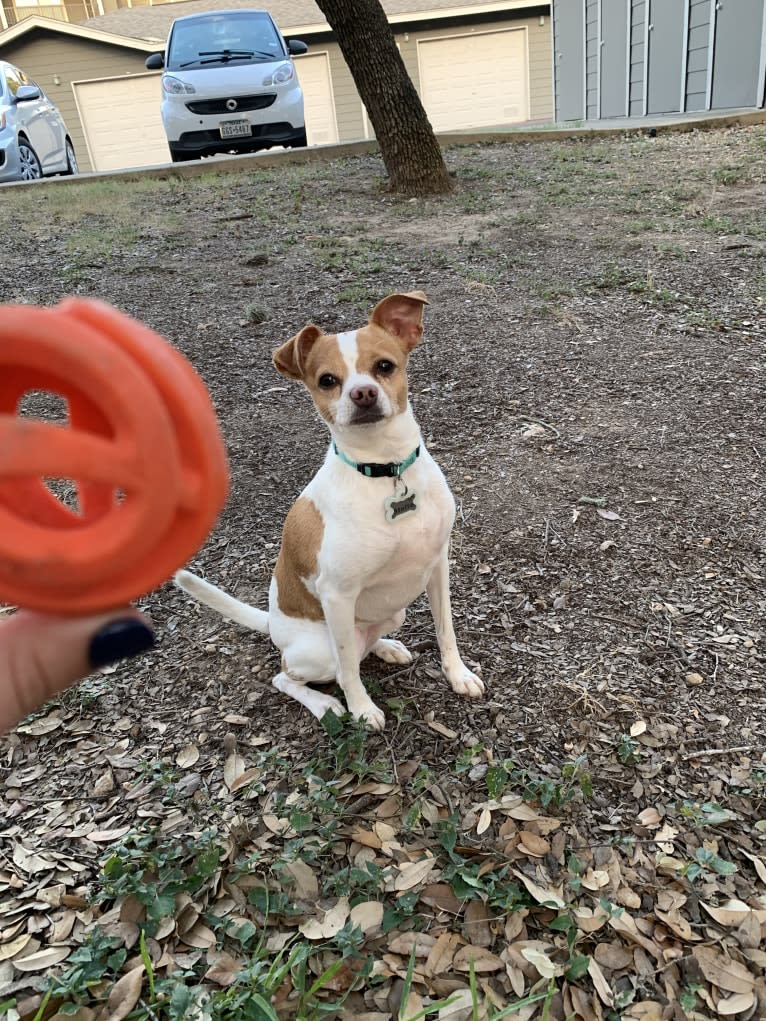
[174,570,270,634]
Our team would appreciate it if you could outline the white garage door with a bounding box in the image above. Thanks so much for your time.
[418,29,529,133]
[74,73,169,172]
[294,52,338,146]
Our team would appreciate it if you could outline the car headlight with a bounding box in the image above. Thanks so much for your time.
[262,62,294,86]
[162,75,196,96]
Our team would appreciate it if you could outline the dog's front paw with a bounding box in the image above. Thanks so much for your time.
[371,638,413,665]
[350,700,386,731]
[447,664,485,699]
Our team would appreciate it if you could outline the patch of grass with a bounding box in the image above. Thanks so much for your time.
[98,829,222,932]
[624,218,659,236]
[335,282,380,308]
[592,262,632,289]
[653,240,688,259]
[626,271,684,306]
[312,237,387,277]
[713,164,746,186]
[243,301,270,324]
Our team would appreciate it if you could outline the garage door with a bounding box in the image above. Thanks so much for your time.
[74,73,169,172]
[418,29,528,132]
[294,52,338,145]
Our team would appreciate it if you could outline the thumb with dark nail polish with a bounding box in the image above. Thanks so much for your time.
[1,609,155,734]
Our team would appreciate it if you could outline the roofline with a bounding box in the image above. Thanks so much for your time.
[0,15,162,49]
[287,0,547,36]
[0,0,547,50]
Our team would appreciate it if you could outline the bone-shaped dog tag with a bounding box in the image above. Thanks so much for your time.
[384,488,418,523]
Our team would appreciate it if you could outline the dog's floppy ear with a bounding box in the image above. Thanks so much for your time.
[273,324,322,380]
[370,291,429,351]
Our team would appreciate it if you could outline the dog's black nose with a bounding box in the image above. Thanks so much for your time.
[350,384,378,408]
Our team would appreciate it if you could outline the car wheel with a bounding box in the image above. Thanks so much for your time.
[18,139,43,181]
[290,130,308,148]
[64,139,78,175]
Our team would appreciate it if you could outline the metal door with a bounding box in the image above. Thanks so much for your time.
[646,0,685,114]
[711,0,764,109]
[600,0,629,117]
[554,0,585,120]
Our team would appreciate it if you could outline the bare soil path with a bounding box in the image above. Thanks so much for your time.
[1,125,765,1020]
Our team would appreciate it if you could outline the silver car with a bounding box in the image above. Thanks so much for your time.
[0,60,78,184]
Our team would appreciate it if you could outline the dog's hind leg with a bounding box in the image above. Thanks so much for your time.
[363,611,413,665]
[370,639,413,664]
[272,672,345,720]
[272,629,345,721]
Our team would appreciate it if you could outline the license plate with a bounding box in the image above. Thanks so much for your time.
[220,119,250,139]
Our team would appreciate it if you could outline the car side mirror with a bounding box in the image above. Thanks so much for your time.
[145,52,165,70]
[287,39,308,56]
[15,84,42,102]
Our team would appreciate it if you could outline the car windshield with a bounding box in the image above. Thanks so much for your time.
[166,12,284,71]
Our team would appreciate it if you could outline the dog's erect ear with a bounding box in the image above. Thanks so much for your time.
[370,291,429,351]
[273,324,322,380]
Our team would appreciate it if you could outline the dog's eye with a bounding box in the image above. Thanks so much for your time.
[376,360,396,376]
[318,373,338,389]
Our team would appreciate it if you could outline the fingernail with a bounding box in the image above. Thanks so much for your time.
[89,619,155,668]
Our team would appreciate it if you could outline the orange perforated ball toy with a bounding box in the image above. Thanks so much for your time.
[0,298,229,614]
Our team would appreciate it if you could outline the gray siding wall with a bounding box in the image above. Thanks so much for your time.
[585,0,598,118]
[554,0,766,120]
[685,0,710,112]
[629,0,646,116]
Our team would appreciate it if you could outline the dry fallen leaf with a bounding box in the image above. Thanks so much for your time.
[389,856,439,892]
[15,713,63,736]
[511,870,565,907]
[453,945,504,972]
[588,956,614,1007]
[740,850,766,884]
[223,751,246,791]
[204,951,244,987]
[349,901,384,935]
[518,831,550,857]
[636,807,661,828]
[13,945,71,971]
[476,807,492,835]
[389,932,435,957]
[284,859,318,900]
[715,991,756,1016]
[176,743,200,769]
[692,945,755,994]
[298,897,350,940]
[98,964,144,1021]
[85,827,130,843]
[701,899,752,928]
[520,946,558,979]
[427,719,458,739]
[0,933,32,961]
[424,931,460,977]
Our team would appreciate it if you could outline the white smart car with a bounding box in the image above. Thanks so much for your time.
[145,9,307,163]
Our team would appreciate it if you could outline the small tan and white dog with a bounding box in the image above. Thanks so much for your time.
[175,291,484,730]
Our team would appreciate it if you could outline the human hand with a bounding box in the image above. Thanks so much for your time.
[0,610,154,733]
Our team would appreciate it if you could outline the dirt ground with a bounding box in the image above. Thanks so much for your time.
[1,124,765,1020]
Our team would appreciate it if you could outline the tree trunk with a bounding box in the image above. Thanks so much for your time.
[313,0,453,196]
